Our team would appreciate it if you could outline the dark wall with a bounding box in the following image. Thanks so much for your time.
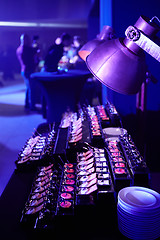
[88,0,100,41]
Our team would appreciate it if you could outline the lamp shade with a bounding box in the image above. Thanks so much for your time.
[78,25,115,61]
[86,16,160,95]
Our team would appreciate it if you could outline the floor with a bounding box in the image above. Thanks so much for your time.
[0,74,45,196]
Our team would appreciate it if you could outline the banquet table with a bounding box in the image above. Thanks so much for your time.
[31,69,91,123]
[0,120,159,240]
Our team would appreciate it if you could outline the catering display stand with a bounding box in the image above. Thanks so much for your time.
[0,103,151,240]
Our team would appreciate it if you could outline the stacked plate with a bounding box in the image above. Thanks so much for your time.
[117,186,160,240]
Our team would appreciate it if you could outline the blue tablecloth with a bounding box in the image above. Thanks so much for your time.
[31,69,91,123]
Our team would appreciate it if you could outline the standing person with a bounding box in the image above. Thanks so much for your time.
[32,35,41,70]
[44,33,72,72]
[67,35,84,68]
[16,34,38,110]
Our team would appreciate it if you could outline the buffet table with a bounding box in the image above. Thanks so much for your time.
[1,103,159,240]
[31,70,91,123]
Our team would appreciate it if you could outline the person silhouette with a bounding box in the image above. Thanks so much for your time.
[16,33,38,110]
[44,33,72,72]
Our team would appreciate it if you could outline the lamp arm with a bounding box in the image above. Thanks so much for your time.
[125,25,160,62]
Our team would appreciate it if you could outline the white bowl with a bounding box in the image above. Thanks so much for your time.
[103,127,127,139]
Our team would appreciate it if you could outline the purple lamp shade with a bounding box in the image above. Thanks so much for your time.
[86,16,160,95]
[78,25,115,61]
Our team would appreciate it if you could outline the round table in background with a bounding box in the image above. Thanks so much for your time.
[31,69,91,123]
